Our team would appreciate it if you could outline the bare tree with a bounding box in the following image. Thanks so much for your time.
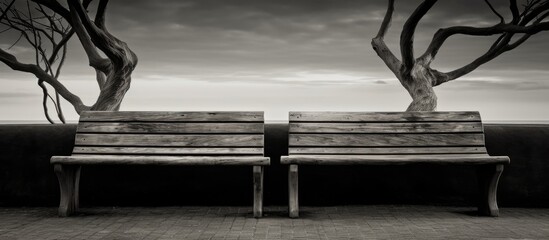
[372,0,549,111]
[0,0,137,123]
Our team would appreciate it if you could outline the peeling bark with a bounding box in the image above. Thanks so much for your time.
[404,65,438,111]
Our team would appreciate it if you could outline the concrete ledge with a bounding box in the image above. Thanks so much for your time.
[1,123,548,207]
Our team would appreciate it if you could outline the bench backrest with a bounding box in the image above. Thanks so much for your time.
[73,111,264,156]
[288,111,488,155]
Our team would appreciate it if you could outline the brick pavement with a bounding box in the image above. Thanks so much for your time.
[1,206,548,239]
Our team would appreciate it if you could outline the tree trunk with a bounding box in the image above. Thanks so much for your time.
[90,71,132,111]
[402,64,438,111]
[90,45,137,111]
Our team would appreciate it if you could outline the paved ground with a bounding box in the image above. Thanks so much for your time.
[1,206,548,240]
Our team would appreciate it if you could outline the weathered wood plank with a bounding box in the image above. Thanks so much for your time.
[288,164,299,218]
[80,111,264,122]
[53,164,80,217]
[280,154,510,165]
[77,122,264,134]
[477,164,504,217]
[75,134,263,147]
[73,147,264,155]
[289,147,487,155]
[289,111,480,122]
[51,155,270,165]
[289,122,483,133]
[289,134,485,147]
[253,166,264,218]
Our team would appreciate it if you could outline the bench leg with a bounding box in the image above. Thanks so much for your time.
[54,164,81,217]
[253,166,264,218]
[477,164,504,217]
[288,164,299,218]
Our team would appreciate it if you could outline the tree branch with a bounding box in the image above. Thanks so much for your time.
[37,80,55,124]
[68,0,123,65]
[95,0,108,30]
[442,9,549,83]
[26,0,41,69]
[521,1,548,24]
[371,0,402,78]
[371,38,402,78]
[488,34,508,51]
[0,0,16,22]
[484,0,505,23]
[507,11,549,49]
[440,47,503,84]
[3,0,136,116]
[0,49,90,113]
[419,20,549,67]
[32,0,110,76]
[55,90,66,123]
[48,29,74,64]
[69,3,110,67]
[30,0,70,21]
[400,0,437,69]
[376,0,394,39]
[510,0,520,23]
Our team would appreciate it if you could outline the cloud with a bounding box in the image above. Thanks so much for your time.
[136,70,393,86]
[374,80,388,84]
[4,0,547,86]
[1,0,548,122]
[442,69,549,91]
[0,44,33,55]
[0,92,39,99]
[99,0,546,91]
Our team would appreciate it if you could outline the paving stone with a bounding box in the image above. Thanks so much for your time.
[0,206,549,239]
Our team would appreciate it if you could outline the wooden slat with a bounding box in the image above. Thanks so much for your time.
[280,154,510,165]
[289,111,480,122]
[77,122,263,133]
[75,134,263,147]
[289,147,487,155]
[80,111,264,122]
[289,134,484,147]
[73,147,264,155]
[290,122,483,133]
[51,155,270,165]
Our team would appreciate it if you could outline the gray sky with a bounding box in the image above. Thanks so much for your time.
[1,0,548,122]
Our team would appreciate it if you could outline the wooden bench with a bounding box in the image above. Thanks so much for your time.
[51,111,270,217]
[281,111,510,218]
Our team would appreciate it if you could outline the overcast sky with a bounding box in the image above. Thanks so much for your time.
[1,0,548,122]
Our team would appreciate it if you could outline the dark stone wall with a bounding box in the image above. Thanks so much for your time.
[1,124,548,207]
[484,125,549,207]
[0,124,76,206]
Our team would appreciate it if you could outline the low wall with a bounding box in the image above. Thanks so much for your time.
[1,124,548,207]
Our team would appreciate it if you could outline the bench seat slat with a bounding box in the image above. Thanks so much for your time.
[77,122,264,134]
[52,155,270,165]
[80,111,263,122]
[281,154,509,165]
[73,147,264,155]
[290,122,482,133]
[290,133,485,147]
[289,147,487,155]
[75,134,263,147]
[290,111,480,122]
